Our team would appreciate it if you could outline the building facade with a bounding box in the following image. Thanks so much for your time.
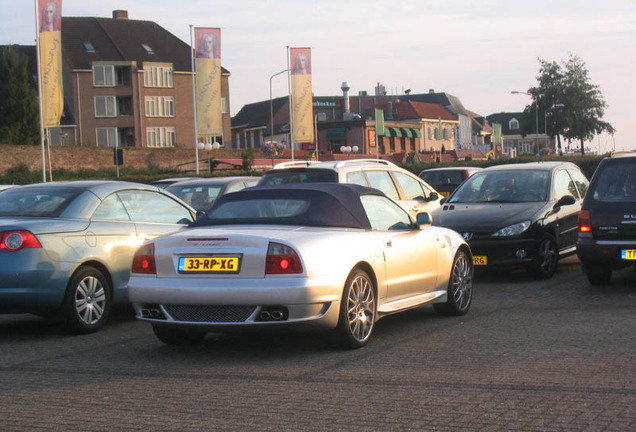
[54,10,231,149]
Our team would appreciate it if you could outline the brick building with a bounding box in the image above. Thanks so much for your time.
[54,10,231,149]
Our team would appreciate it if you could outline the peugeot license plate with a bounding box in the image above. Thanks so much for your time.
[473,256,487,265]
[178,256,241,273]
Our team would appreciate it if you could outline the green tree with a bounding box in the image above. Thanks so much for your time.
[524,54,613,155]
[0,47,39,144]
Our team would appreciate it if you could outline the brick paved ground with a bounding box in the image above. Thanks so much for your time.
[0,257,634,431]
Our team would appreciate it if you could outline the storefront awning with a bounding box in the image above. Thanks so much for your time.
[326,128,347,141]
[412,128,422,137]
[400,128,413,138]
[388,127,402,137]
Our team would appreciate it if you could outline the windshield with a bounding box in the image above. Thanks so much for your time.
[166,184,223,212]
[0,186,83,217]
[258,169,338,185]
[448,170,549,203]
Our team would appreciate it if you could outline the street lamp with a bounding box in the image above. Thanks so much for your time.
[197,141,220,173]
[340,145,359,158]
[270,69,289,142]
[511,90,539,154]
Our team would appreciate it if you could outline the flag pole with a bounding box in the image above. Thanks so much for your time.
[190,25,200,174]
[34,0,47,182]
[286,46,294,161]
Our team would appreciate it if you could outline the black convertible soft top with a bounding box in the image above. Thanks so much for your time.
[191,183,385,230]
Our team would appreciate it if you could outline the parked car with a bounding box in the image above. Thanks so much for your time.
[150,177,199,189]
[258,159,442,215]
[432,161,589,279]
[577,152,636,285]
[166,176,260,213]
[128,183,473,349]
[0,181,196,333]
[0,185,17,192]
[418,166,483,197]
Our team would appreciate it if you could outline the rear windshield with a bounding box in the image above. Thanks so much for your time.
[0,186,83,217]
[592,159,636,202]
[420,170,466,186]
[258,169,338,185]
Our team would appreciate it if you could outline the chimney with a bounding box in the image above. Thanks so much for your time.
[341,82,350,113]
[113,10,128,19]
[429,89,435,94]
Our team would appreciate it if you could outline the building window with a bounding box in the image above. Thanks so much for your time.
[83,41,96,53]
[519,139,534,154]
[94,65,115,87]
[143,65,174,88]
[146,127,176,148]
[145,96,175,117]
[221,97,228,114]
[141,43,155,55]
[96,127,118,147]
[428,128,433,140]
[95,96,117,117]
[509,118,520,130]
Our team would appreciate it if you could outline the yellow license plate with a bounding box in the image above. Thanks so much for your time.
[473,256,487,265]
[440,191,450,197]
[178,256,240,273]
[621,249,636,260]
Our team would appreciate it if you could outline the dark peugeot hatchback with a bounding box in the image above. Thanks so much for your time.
[432,162,589,279]
[577,152,636,284]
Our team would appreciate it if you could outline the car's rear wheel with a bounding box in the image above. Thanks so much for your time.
[529,235,558,279]
[63,266,111,334]
[152,324,206,345]
[583,264,612,285]
[335,269,376,349]
[434,249,473,316]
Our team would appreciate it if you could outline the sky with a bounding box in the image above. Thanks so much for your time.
[2,0,635,152]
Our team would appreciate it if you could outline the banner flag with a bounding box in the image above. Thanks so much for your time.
[375,108,385,136]
[493,122,502,145]
[290,47,314,144]
[38,0,64,127]
[194,27,222,136]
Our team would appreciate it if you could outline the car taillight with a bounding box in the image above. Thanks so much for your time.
[132,243,156,274]
[265,242,303,275]
[578,210,592,233]
[0,230,42,251]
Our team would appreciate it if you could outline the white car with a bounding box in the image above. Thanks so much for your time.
[128,183,473,348]
[258,159,442,215]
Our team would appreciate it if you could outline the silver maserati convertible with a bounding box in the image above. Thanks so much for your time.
[128,183,473,348]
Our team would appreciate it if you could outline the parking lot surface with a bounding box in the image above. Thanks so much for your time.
[0,257,634,431]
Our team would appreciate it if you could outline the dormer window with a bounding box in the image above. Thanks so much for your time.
[141,43,155,55]
[509,118,520,130]
[83,41,96,53]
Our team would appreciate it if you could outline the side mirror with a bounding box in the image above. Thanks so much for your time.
[428,192,439,202]
[554,195,576,209]
[416,212,433,227]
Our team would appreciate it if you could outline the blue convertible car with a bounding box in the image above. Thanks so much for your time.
[0,181,196,333]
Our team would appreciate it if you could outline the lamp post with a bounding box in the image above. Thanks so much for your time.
[340,145,359,159]
[198,141,220,173]
[511,90,539,154]
[270,69,289,142]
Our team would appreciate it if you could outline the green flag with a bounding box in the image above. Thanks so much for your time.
[375,109,385,136]
[493,122,502,145]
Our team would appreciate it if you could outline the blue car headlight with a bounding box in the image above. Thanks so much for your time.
[492,220,531,237]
